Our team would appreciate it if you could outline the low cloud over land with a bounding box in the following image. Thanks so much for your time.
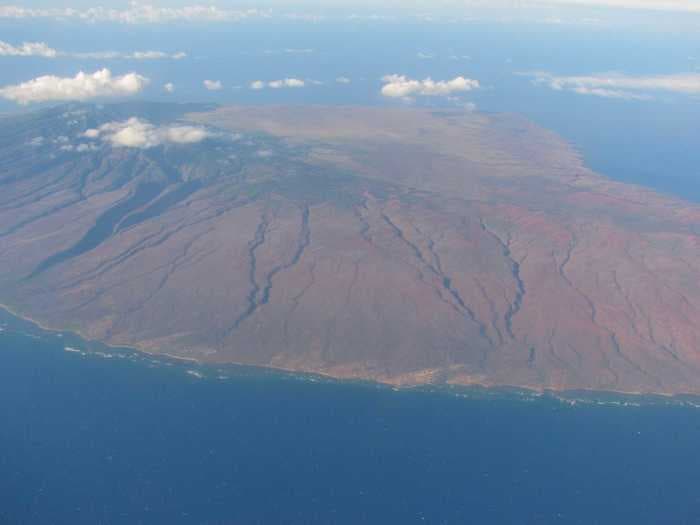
[84,118,211,149]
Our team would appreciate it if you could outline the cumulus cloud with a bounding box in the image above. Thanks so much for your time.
[336,76,351,84]
[525,71,700,99]
[0,4,270,24]
[84,118,211,149]
[249,78,306,89]
[203,79,222,91]
[163,82,175,93]
[269,78,305,88]
[380,74,480,98]
[0,68,148,104]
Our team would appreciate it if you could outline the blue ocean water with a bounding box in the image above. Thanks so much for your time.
[2,18,700,524]
[1,20,699,202]
[2,310,700,524]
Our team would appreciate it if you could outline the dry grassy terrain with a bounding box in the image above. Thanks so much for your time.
[2,103,699,394]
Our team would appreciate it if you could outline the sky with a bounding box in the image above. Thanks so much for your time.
[2,0,699,104]
[5,0,700,9]
[1,0,699,201]
[4,0,700,18]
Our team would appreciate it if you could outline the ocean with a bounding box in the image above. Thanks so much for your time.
[2,13,700,525]
[2,309,700,524]
[1,20,699,203]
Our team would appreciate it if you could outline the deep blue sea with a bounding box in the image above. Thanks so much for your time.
[2,309,700,525]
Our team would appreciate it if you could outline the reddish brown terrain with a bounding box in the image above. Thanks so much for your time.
[1,103,699,394]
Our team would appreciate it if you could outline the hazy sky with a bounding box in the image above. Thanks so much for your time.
[5,0,700,12]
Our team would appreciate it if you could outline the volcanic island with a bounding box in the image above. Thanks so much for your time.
[1,102,699,395]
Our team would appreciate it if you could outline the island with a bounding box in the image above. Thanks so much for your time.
[1,102,699,395]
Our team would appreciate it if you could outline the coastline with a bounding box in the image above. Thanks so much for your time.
[1,302,699,406]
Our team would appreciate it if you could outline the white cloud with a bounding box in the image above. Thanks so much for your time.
[336,76,351,84]
[2,1,700,26]
[525,71,700,99]
[163,82,175,93]
[570,86,651,99]
[125,50,159,60]
[0,40,185,60]
[0,4,270,24]
[70,50,186,60]
[268,78,305,88]
[84,118,211,149]
[60,142,100,153]
[380,74,480,98]
[273,78,305,88]
[0,40,57,57]
[250,78,306,89]
[203,79,222,91]
[538,0,700,13]
[267,78,304,89]
[130,50,186,60]
[0,68,148,104]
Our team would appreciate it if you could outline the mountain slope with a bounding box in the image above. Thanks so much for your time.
[1,103,699,394]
